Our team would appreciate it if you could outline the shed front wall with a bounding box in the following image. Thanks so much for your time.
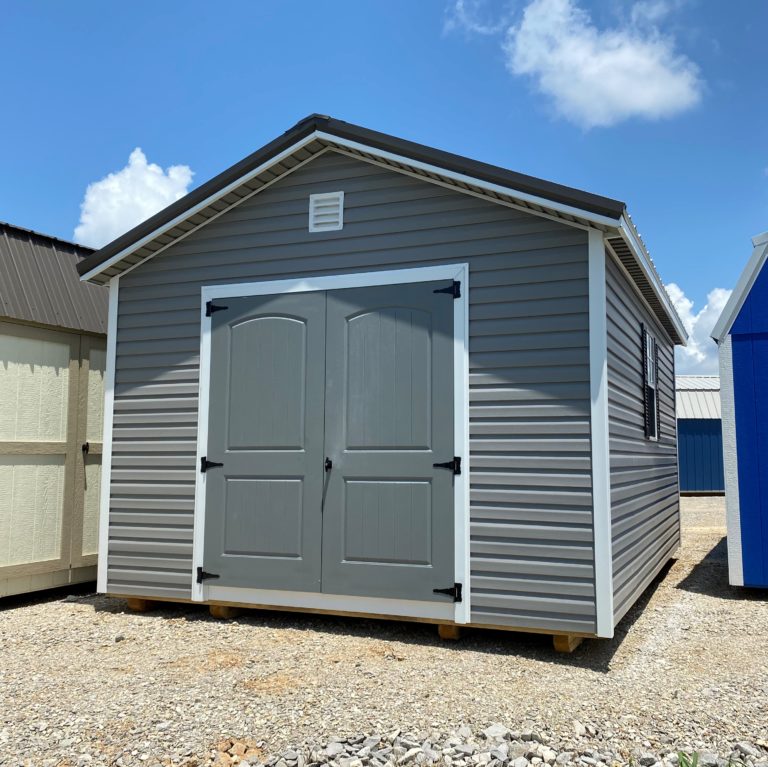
[605,254,680,625]
[107,150,597,634]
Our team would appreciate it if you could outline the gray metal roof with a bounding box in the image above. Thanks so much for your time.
[0,221,107,334]
[676,375,721,419]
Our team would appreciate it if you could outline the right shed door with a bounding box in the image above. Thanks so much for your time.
[321,283,456,602]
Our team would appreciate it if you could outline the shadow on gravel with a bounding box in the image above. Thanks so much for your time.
[676,536,768,602]
[0,580,95,612]
[89,563,676,675]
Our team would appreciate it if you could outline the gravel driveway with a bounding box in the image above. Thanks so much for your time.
[1,496,767,766]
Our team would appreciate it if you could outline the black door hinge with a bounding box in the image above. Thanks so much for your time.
[433,583,463,602]
[200,456,224,473]
[196,566,220,584]
[433,456,461,475]
[206,301,228,317]
[434,281,461,299]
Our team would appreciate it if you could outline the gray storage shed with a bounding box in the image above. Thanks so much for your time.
[77,115,686,649]
[1,222,107,598]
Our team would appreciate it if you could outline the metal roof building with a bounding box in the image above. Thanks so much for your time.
[0,221,107,333]
[1,222,107,599]
[675,375,724,494]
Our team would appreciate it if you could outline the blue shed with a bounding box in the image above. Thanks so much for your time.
[675,376,724,493]
[712,230,768,588]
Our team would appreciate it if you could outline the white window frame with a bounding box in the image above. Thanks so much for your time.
[190,263,471,624]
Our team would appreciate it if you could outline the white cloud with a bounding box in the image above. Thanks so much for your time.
[497,0,703,128]
[74,148,193,248]
[665,283,731,374]
[444,0,508,35]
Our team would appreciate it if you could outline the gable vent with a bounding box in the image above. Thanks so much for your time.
[309,191,344,232]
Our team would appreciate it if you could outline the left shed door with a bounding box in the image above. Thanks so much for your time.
[202,293,327,591]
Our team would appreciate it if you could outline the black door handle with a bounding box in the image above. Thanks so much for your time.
[324,457,333,472]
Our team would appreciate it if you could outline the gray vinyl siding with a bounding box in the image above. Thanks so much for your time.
[606,253,680,625]
[107,150,596,633]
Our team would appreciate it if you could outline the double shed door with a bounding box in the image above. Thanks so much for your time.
[203,281,456,603]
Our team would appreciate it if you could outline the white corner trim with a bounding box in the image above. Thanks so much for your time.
[618,216,688,344]
[712,236,768,342]
[96,275,119,594]
[190,263,471,623]
[719,336,743,586]
[588,230,614,638]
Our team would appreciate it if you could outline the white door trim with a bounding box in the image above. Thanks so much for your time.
[96,275,119,593]
[191,263,471,624]
[588,230,614,638]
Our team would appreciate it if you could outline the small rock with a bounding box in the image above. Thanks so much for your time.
[573,722,587,738]
[697,754,718,767]
[483,725,511,742]
[325,743,345,758]
[114,634,126,643]
[399,748,423,764]
[738,744,761,759]
[639,755,657,767]
[556,754,572,765]
[512,759,530,767]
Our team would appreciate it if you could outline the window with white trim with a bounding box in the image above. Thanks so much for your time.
[642,325,659,441]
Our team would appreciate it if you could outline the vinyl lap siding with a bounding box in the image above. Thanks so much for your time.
[108,150,596,632]
[606,254,680,625]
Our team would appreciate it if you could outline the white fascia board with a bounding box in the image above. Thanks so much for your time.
[618,216,688,345]
[78,132,323,283]
[588,230,614,638]
[80,130,625,285]
[317,131,622,230]
[96,275,119,593]
[712,237,768,342]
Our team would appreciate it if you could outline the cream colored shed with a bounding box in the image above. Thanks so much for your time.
[0,222,107,598]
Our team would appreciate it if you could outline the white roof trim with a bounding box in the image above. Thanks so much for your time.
[711,231,768,342]
[77,127,685,341]
[78,132,323,282]
[315,131,622,229]
[617,215,688,343]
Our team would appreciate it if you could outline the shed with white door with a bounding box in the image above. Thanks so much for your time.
[77,115,686,649]
[1,222,107,598]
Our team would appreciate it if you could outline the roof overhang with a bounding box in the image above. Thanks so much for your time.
[77,114,686,344]
[711,230,768,343]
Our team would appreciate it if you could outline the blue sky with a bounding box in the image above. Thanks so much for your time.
[1,0,766,370]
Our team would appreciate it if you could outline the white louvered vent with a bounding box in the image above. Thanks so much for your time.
[309,191,344,232]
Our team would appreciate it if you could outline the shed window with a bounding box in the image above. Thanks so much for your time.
[642,325,659,441]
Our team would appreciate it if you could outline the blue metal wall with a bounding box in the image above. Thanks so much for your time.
[731,255,768,588]
[677,419,725,492]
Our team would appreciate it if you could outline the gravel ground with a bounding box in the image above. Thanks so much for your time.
[1,496,767,767]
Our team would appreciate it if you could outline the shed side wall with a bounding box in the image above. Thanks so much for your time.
[606,252,680,626]
[107,150,596,633]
